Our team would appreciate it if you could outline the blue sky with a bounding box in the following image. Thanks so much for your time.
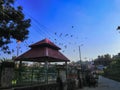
[1,0,120,61]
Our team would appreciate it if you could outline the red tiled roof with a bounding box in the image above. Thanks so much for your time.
[15,38,70,62]
[29,38,61,50]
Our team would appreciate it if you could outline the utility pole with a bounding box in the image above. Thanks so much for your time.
[16,40,21,57]
[79,44,83,65]
[79,46,82,65]
[17,43,20,57]
[78,44,83,88]
[16,40,22,69]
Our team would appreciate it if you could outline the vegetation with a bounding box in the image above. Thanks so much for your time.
[94,54,112,66]
[95,54,112,61]
[0,0,31,54]
[104,58,120,82]
[93,53,120,82]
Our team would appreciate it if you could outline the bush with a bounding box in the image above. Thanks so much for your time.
[104,59,120,82]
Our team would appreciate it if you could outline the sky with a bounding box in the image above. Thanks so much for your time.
[1,0,120,62]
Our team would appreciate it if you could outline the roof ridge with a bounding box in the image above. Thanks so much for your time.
[29,38,61,50]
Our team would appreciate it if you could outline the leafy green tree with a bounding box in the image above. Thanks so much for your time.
[94,54,112,66]
[104,59,120,81]
[0,0,31,54]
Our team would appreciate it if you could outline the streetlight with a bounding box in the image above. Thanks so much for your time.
[79,44,83,66]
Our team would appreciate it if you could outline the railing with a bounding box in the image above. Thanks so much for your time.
[14,67,57,86]
[13,80,75,90]
[0,63,76,90]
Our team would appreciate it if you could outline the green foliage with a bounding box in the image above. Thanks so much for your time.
[104,59,120,81]
[0,58,14,68]
[94,54,112,66]
[0,0,31,54]
[97,54,111,60]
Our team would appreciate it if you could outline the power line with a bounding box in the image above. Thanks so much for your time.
[23,10,72,46]
[1,4,80,54]
[14,1,78,49]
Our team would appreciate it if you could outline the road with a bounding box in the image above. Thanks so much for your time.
[77,76,120,90]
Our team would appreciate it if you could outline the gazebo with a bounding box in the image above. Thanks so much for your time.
[15,38,70,84]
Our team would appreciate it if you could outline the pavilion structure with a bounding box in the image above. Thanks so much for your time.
[15,38,70,84]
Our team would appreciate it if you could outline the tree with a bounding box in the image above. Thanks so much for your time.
[104,58,120,81]
[94,54,112,66]
[0,0,31,54]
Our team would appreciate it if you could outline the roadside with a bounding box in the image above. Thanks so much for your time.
[77,76,120,90]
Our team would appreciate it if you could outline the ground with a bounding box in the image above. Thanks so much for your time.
[77,76,120,90]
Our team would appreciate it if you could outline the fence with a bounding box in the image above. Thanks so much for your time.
[14,66,57,86]
[0,62,76,90]
[13,80,75,90]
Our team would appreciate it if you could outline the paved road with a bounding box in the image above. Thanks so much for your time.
[77,76,120,90]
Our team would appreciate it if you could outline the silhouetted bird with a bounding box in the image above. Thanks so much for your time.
[65,34,68,37]
[71,35,73,37]
[55,32,57,35]
[117,26,120,30]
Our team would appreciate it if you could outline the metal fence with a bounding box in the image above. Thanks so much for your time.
[0,62,77,90]
[14,66,58,86]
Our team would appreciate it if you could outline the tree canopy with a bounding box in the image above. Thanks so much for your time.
[104,58,120,81]
[0,0,31,54]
